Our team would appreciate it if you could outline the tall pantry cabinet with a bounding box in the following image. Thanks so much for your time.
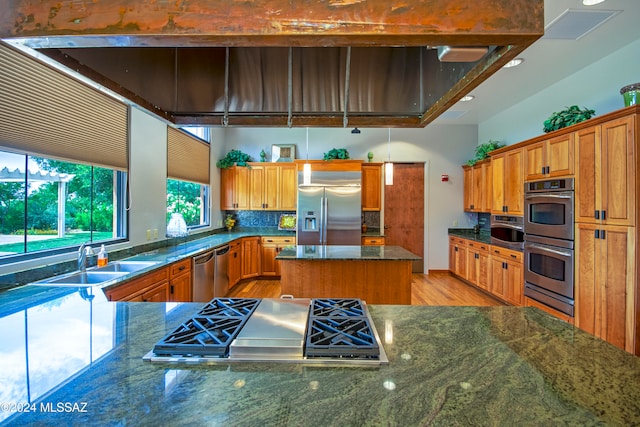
[573,108,638,355]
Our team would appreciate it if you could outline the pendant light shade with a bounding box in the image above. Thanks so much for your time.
[385,128,394,186]
[303,128,311,185]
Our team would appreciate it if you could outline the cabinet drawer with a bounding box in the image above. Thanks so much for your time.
[169,258,191,278]
[261,236,296,245]
[449,236,467,246]
[362,237,385,246]
[490,246,522,262]
[467,241,489,252]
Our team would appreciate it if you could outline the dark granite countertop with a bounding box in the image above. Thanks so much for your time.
[14,227,294,292]
[277,245,420,261]
[0,293,638,426]
[448,228,492,245]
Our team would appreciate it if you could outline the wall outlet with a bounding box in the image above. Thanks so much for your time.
[146,229,151,240]
[153,229,158,239]
[452,220,458,226]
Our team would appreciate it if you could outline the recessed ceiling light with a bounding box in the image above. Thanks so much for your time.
[460,95,475,102]
[583,0,606,5]
[503,58,524,68]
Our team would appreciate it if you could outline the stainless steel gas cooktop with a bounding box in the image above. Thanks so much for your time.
[143,298,389,366]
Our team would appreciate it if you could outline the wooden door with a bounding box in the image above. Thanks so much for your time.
[241,237,261,278]
[263,165,279,209]
[490,256,507,300]
[467,247,480,285]
[503,148,523,215]
[384,163,424,272]
[169,272,192,302]
[505,259,523,306]
[575,126,600,223]
[491,154,505,214]
[249,166,265,210]
[362,163,382,211]
[524,141,545,181]
[472,164,483,212]
[463,165,473,211]
[547,133,574,177]
[481,161,493,212]
[279,164,297,210]
[601,116,635,226]
[234,166,251,210]
[220,167,235,210]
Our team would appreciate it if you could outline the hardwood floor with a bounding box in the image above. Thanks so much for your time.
[226,271,504,306]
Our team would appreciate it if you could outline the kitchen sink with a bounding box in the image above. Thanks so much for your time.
[94,260,159,273]
[33,270,128,287]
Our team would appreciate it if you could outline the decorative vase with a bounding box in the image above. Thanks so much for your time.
[367,152,374,162]
[260,149,267,162]
[621,83,640,107]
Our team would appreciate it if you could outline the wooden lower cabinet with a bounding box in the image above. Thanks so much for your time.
[525,296,574,325]
[575,223,635,353]
[490,246,523,306]
[104,268,170,302]
[261,236,296,276]
[448,237,467,280]
[467,241,490,291]
[448,236,523,306]
[168,258,192,302]
[241,237,261,279]
[228,240,242,289]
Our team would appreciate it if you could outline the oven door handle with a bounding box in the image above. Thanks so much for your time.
[524,192,574,200]
[525,242,572,258]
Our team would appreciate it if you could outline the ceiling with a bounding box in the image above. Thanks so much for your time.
[0,0,543,128]
[435,0,640,126]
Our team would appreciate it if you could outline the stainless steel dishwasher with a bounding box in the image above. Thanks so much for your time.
[192,250,215,302]
[213,245,230,298]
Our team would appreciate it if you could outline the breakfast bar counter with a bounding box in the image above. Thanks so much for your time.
[0,290,639,426]
[277,245,421,304]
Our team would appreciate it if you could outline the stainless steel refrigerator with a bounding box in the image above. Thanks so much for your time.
[297,171,361,245]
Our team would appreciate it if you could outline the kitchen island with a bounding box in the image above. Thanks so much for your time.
[0,289,639,426]
[277,245,421,304]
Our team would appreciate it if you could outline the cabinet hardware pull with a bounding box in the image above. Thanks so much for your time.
[510,254,517,259]
[170,285,174,294]
[178,266,185,271]
[595,210,600,220]
[545,166,550,174]
[602,210,606,220]
[541,167,545,174]
[595,229,600,239]
[601,229,606,239]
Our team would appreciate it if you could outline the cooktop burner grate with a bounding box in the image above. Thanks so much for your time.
[153,298,260,357]
[305,299,380,358]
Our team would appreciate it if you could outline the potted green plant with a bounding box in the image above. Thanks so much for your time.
[216,149,253,168]
[543,105,595,133]
[323,148,350,160]
[466,140,505,166]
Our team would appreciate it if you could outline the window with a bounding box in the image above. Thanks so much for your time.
[0,150,128,261]
[166,179,210,229]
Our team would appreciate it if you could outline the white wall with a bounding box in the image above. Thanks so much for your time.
[222,125,478,270]
[479,38,640,145]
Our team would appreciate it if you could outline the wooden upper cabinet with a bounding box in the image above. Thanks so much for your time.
[463,160,491,213]
[279,164,298,210]
[221,166,250,210]
[491,148,523,215]
[575,116,635,226]
[524,133,574,181]
[362,163,382,211]
[249,163,298,211]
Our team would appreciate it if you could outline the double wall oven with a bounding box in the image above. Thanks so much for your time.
[523,178,575,316]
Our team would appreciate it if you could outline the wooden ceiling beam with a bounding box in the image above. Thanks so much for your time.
[2,0,543,48]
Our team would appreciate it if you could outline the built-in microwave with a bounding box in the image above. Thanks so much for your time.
[490,215,524,250]
[524,178,574,241]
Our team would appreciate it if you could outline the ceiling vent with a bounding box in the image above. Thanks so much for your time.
[543,9,619,40]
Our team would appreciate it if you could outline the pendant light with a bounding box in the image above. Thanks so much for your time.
[303,128,312,185]
[385,128,394,186]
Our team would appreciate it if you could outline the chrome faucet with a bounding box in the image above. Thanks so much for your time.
[78,241,93,271]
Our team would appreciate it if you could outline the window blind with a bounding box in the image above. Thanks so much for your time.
[0,42,128,170]
[167,127,210,185]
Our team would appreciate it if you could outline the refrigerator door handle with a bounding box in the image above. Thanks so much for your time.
[323,197,329,245]
[319,196,325,245]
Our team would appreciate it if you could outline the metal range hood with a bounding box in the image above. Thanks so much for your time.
[0,0,544,128]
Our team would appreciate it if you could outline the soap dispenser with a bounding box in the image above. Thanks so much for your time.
[97,244,109,267]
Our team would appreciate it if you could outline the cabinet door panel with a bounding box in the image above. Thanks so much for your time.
[491,155,505,213]
[524,142,545,181]
[279,164,298,210]
[575,127,600,223]
[601,117,635,226]
[547,133,574,177]
[504,149,523,215]
[362,164,382,211]
[463,166,473,211]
